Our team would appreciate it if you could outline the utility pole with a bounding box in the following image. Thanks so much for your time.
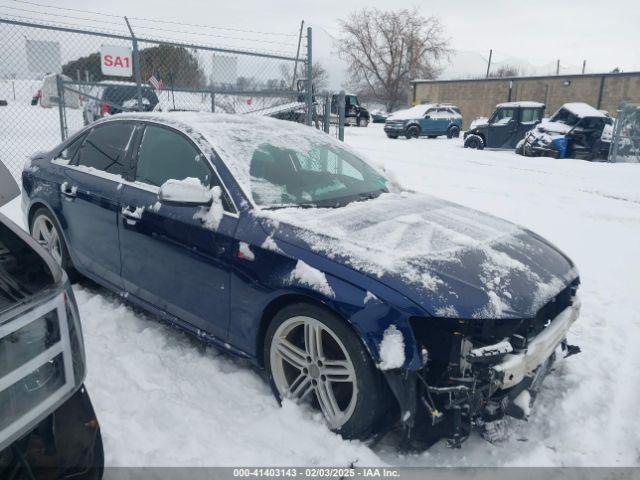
[582,60,587,74]
[485,49,493,78]
[556,59,560,75]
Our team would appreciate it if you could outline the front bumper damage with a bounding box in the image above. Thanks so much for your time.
[384,298,581,449]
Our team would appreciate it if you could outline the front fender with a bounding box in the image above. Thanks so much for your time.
[229,217,424,370]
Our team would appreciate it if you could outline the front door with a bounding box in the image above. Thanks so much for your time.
[60,122,135,287]
[487,107,519,148]
[118,123,238,340]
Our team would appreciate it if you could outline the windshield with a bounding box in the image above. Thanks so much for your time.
[249,141,388,208]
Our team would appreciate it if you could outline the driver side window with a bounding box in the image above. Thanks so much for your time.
[493,108,516,125]
[135,125,211,188]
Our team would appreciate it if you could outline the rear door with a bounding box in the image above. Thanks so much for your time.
[118,123,238,339]
[60,121,135,287]
[487,107,518,148]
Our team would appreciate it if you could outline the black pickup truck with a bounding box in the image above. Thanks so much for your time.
[0,171,103,479]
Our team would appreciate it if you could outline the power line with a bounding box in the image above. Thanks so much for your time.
[0,3,127,27]
[128,22,298,47]
[6,0,298,37]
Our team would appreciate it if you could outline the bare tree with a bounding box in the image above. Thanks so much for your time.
[337,8,450,112]
[280,61,329,92]
[488,65,520,78]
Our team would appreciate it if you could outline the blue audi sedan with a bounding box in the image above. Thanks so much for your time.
[21,112,581,448]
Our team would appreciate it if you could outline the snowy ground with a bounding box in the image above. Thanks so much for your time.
[2,122,639,467]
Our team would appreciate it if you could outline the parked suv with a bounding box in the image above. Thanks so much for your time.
[384,103,462,139]
[83,82,159,125]
[0,170,103,478]
[464,101,545,150]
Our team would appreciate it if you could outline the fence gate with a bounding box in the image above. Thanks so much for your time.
[608,103,640,163]
[0,16,325,181]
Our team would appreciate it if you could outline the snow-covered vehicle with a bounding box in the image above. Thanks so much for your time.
[518,103,613,160]
[384,104,462,139]
[0,175,103,478]
[22,112,581,449]
[464,101,545,150]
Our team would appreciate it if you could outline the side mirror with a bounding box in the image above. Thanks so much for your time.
[158,178,212,206]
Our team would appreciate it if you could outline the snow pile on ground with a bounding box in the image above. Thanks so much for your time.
[377,325,405,370]
[289,259,335,298]
[2,122,640,467]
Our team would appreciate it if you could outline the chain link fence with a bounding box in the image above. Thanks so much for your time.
[0,15,344,181]
[608,103,640,163]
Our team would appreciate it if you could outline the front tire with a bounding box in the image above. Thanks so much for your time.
[358,117,369,127]
[405,125,420,139]
[464,134,484,150]
[265,303,390,440]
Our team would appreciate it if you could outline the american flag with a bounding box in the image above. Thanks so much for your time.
[148,74,164,91]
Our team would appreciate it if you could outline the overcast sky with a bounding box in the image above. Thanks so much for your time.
[1,0,639,87]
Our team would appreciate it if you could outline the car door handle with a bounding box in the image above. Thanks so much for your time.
[60,182,77,198]
[121,206,142,225]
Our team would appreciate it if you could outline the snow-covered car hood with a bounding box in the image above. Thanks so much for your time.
[261,192,578,319]
[469,117,489,130]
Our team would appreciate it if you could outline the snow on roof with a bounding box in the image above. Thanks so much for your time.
[561,102,606,118]
[496,101,544,108]
[387,104,434,120]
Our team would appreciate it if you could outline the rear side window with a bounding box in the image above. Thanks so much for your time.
[135,125,211,188]
[74,123,135,176]
[521,108,542,123]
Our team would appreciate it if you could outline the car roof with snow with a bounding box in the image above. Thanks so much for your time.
[560,102,607,118]
[496,101,544,108]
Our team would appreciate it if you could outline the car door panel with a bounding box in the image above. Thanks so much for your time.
[59,122,134,286]
[117,123,237,340]
[61,168,122,286]
[118,186,237,339]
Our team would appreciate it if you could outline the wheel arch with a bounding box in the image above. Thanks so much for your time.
[256,293,357,368]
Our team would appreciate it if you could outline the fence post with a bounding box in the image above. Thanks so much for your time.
[211,92,216,112]
[608,103,625,162]
[323,95,330,133]
[56,74,67,141]
[305,27,313,126]
[125,17,144,112]
[338,90,345,141]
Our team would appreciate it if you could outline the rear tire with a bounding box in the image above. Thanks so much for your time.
[447,125,461,139]
[30,207,78,281]
[264,303,392,440]
[464,134,484,150]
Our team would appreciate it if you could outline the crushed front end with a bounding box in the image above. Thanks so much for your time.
[385,280,581,449]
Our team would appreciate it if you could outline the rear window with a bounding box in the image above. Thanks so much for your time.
[104,86,158,105]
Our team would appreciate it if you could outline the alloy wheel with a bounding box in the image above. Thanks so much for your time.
[32,215,63,265]
[270,316,358,429]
